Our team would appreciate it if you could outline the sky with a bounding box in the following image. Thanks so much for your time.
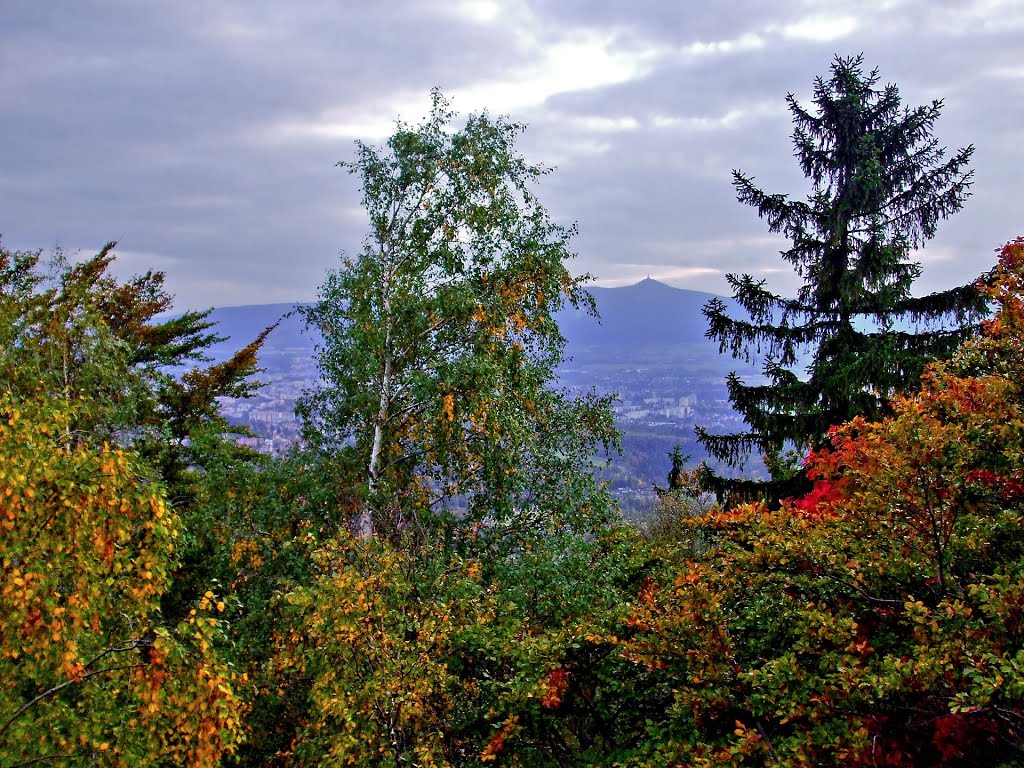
[1,0,1021,310]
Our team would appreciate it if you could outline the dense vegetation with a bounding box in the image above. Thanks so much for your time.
[2,65,1022,767]
[296,90,617,542]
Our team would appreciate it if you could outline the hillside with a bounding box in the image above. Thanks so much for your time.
[559,278,726,354]
[203,278,743,364]
[203,279,762,505]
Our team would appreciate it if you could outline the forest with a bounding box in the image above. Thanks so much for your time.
[1,56,1022,767]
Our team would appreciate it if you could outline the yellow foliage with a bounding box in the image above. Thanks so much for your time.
[0,394,245,766]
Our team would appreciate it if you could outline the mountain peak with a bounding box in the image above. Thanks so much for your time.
[624,276,675,291]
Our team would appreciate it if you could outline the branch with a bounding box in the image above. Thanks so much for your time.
[0,643,149,741]
[822,573,904,606]
[13,750,92,768]
[0,661,144,738]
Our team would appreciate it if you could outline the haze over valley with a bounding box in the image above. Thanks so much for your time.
[209,277,761,510]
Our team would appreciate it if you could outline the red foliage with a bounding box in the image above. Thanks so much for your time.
[539,666,570,709]
[784,448,847,517]
[966,469,1024,502]
[980,237,1024,337]
[637,576,659,606]
[790,479,843,517]
[480,717,518,763]
[932,711,999,765]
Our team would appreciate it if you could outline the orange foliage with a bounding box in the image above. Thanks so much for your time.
[615,238,1024,766]
[0,395,244,766]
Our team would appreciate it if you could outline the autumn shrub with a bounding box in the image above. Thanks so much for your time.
[616,240,1024,767]
[0,395,245,767]
[269,524,662,767]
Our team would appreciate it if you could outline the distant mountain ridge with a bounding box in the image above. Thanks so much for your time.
[202,278,738,362]
[204,302,308,358]
[201,279,762,502]
[560,278,730,354]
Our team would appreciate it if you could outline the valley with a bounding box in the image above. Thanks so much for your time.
[208,278,765,513]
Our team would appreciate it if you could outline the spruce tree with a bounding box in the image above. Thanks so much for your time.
[696,55,986,504]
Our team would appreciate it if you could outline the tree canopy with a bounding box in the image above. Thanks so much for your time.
[697,55,986,504]
[0,240,252,767]
[298,90,617,541]
[619,239,1024,766]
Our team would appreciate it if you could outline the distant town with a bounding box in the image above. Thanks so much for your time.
[216,313,761,515]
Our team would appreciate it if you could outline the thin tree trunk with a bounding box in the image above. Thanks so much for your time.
[364,259,395,538]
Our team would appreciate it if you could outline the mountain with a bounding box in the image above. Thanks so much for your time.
[560,278,731,357]
[201,278,738,363]
[203,302,309,359]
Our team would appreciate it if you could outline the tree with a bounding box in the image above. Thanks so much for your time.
[617,239,1024,767]
[0,238,275,616]
[0,239,270,497]
[0,237,278,763]
[298,90,617,540]
[697,55,986,504]
[0,394,244,767]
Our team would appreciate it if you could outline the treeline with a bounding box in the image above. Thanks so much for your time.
[1,56,1022,767]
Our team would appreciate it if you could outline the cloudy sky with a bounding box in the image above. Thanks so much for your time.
[1,0,1021,309]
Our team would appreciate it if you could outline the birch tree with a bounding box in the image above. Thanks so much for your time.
[298,91,617,540]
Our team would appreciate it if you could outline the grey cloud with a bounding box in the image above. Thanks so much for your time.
[1,0,1019,309]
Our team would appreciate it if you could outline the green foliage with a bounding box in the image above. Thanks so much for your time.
[0,238,269,502]
[0,238,275,623]
[272,525,659,767]
[0,236,275,764]
[297,90,618,540]
[178,451,346,767]
[617,239,1024,766]
[698,55,986,505]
